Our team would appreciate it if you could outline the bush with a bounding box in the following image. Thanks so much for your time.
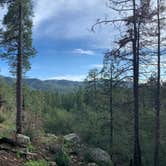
[22,110,43,139]
[55,148,70,166]
[84,150,94,163]
[24,160,48,166]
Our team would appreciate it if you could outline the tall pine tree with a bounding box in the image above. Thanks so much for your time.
[0,0,35,134]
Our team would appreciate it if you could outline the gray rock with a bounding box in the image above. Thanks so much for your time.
[16,134,30,145]
[64,133,80,143]
[49,161,57,166]
[46,133,58,139]
[87,163,98,166]
[89,148,113,165]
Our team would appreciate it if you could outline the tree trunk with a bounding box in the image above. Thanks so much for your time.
[110,66,113,152]
[16,1,23,134]
[132,0,142,165]
[154,0,161,165]
[94,77,97,111]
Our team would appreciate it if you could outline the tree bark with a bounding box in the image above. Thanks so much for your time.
[109,65,113,154]
[154,0,161,165]
[132,0,142,165]
[16,1,23,134]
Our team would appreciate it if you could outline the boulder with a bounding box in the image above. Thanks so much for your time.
[46,133,58,139]
[89,148,113,166]
[64,133,80,143]
[49,161,57,166]
[16,134,30,146]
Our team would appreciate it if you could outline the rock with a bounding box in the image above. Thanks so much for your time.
[64,133,80,143]
[16,134,30,146]
[87,163,98,166]
[46,133,58,139]
[49,161,57,166]
[89,148,113,166]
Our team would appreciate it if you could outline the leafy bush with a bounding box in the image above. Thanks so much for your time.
[27,143,36,152]
[84,150,94,163]
[24,160,48,166]
[55,148,70,166]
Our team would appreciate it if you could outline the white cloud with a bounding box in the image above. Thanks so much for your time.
[33,0,108,28]
[0,6,7,25]
[81,64,103,71]
[0,1,120,48]
[90,64,103,69]
[33,0,117,48]
[48,74,86,81]
[73,48,95,55]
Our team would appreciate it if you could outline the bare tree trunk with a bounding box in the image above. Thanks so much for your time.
[109,66,113,154]
[132,0,142,165]
[154,0,161,165]
[16,1,23,134]
[94,76,97,111]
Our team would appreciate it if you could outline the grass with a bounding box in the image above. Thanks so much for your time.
[24,160,48,166]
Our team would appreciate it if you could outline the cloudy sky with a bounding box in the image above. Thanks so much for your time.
[0,0,117,81]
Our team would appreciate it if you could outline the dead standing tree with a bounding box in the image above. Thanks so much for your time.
[153,1,166,165]
[92,0,154,165]
[101,48,132,157]
[138,1,166,165]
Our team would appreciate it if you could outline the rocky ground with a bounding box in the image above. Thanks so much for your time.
[0,133,113,166]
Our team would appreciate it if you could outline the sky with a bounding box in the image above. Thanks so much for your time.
[0,0,117,81]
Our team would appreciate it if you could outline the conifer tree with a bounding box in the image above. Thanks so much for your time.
[0,0,35,134]
[85,68,99,111]
[101,49,131,155]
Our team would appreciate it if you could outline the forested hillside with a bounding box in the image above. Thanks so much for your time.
[1,75,166,165]
[2,76,83,93]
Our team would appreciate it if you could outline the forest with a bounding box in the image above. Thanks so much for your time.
[0,0,166,166]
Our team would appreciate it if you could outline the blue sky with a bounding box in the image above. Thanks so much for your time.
[0,0,117,81]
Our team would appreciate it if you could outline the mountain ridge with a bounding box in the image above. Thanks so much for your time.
[0,76,83,93]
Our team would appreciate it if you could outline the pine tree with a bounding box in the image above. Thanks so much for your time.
[101,49,131,153]
[85,68,99,111]
[92,1,156,165]
[0,0,35,134]
[154,0,161,165]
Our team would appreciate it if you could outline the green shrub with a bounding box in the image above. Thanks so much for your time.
[84,151,94,163]
[44,108,74,135]
[0,114,5,123]
[27,143,36,152]
[55,148,70,166]
[24,160,48,166]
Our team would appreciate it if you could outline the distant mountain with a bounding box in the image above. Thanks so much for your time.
[0,75,133,93]
[1,76,84,93]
